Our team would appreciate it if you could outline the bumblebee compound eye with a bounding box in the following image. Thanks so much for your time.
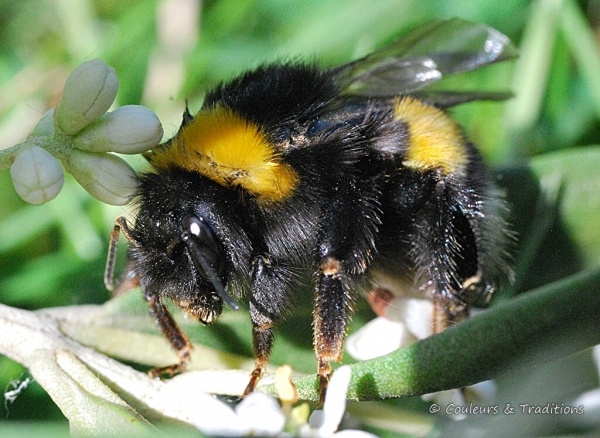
[180,214,240,311]
[183,214,220,266]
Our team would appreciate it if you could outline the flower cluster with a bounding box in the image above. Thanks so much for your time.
[181,366,376,437]
[6,59,163,205]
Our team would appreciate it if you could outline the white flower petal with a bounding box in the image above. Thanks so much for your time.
[74,105,163,154]
[569,387,600,428]
[592,344,600,378]
[236,392,286,436]
[316,366,352,436]
[10,146,64,204]
[64,150,137,205]
[182,395,245,436]
[28,109,55,138]
[308,409,325,430]
[334,430,379,438]
[384,297,433,340]
[463,380,497,405]
[55,59,118,135]
[346,317,414,361]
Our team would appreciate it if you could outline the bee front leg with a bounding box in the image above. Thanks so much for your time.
[145,291,192,378]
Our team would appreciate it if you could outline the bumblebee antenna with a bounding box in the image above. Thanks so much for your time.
[181,231,240,311]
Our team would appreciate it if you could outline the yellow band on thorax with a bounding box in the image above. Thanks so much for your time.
[151,106,298,203]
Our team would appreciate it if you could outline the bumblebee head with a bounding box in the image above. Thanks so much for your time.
[129,168,240,325]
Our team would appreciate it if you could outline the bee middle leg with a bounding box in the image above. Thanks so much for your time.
[310,176,381,404]
[244,255,294,395]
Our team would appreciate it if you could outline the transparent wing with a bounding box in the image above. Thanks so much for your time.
[333,18,517,99]
[410,90,515,108]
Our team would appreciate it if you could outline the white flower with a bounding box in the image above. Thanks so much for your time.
[64,150,137,205]
[152,372,285,436]
[347,288,499,422]
[302,366,377,438]
[235,392,287,436]
[346,293,433,361]
[54,59,119,135]
[73,105,163,154]
[10,146,64,204]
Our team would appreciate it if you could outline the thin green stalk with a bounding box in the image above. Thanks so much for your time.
[561,0,600,118]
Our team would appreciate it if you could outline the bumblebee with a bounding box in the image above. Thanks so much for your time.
[105,19,515,400]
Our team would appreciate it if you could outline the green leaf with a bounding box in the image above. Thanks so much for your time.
[0,304,155,435]
[499,146,600,292]
[560,0,600,118]
[529,147,600,264]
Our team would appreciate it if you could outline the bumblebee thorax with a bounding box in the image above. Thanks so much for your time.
[149,106,299,203]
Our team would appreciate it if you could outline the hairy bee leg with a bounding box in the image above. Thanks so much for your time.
[310,175,380,403]
[432,295,469,333]
[313,257,355,405]
[413,177,480,335]
[244,255,293,395]
[243,323,274,396]
[145,292,192,378]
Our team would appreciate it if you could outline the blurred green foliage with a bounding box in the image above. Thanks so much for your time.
[1,0,600,435]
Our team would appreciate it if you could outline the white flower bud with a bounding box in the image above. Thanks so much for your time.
[73,105,163,154]
[10,146,64,205]
[65,150,137,205]
[55,59,118,135]
[28,109,55,138]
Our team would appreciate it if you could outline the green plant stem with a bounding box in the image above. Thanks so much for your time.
[280,267,600,401]
[0,140,33,169]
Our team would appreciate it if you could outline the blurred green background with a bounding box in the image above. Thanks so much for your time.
[1,0,600,435]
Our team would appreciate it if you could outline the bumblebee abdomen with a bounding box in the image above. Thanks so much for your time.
[394,96,468,175]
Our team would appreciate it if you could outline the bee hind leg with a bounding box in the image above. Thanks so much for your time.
[432,293,469,333]
[412,177,483,334]
[313,256,356,406]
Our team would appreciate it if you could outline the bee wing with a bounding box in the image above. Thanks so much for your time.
[333,18,517,100]
[409,90,515,108]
